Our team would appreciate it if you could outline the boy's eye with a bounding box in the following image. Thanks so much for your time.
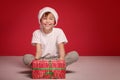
[49,17,54,20]
[43,17,47,19]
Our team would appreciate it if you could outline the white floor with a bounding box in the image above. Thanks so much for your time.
[0,56,120,80]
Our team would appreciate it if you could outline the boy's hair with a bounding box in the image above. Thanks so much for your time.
[42,12,51,18]
[40,12,56,25]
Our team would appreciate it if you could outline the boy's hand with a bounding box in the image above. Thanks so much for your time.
[35,56,40,60]
[59,57,65,60]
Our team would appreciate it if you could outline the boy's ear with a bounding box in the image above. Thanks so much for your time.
[54,21,56,25]
[40,19,42,23]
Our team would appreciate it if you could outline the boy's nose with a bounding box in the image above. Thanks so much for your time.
[46,19,50,22]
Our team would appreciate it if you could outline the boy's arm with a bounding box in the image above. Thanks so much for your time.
[58,43,65,60]
[35,43,42,59]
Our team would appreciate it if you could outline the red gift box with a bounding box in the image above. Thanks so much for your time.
[32,59,66,79]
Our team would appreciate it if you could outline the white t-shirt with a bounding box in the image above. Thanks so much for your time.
[31,28,68,57]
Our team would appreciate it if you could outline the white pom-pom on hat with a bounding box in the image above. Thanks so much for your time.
[38,7,59,26]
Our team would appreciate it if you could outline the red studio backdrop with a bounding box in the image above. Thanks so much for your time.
[0,0,120,56]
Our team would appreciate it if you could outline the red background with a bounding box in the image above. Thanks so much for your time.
[0,0,120,56]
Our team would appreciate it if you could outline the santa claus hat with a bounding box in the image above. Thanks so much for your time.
[38,7,59,26]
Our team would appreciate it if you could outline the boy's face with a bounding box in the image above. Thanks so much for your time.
[41,13,55,31]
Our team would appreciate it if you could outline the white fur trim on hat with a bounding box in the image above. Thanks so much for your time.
[38,7,58,26]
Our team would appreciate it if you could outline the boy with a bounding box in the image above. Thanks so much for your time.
[23,7,79,66]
